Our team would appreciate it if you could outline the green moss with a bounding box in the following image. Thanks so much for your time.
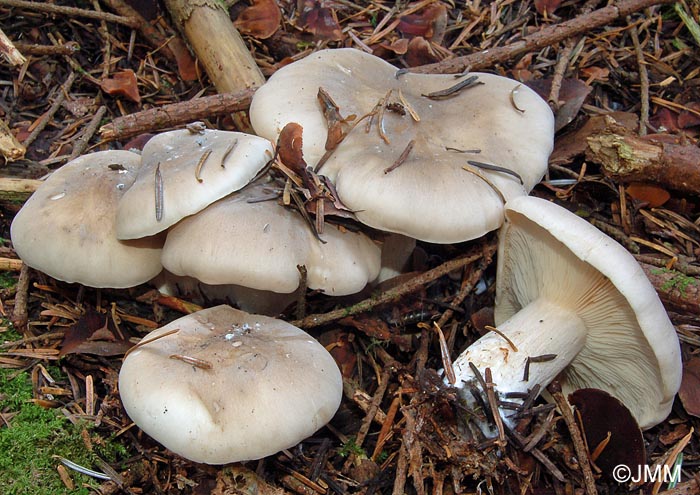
[338,437,367,459]
[651,268,697,296]
[0,318,130,495]
[0,368,102,494]
[0,271,18,289]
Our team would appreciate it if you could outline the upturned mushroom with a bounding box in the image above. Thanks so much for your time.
[118,305,342,464]
[116,129,274,239]
[250,48,555,243]
[451,196,682,430]
[160,180,381,300]
[10,150,163,288]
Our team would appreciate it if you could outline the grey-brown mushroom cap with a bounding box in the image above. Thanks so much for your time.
[116,130,274,239]
[118,305,343,464]
[161,181,381,295]
[10,150,163,288]
[250,48,555,243]
[495,196,682,429]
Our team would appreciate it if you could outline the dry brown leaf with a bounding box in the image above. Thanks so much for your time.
[397,4,448,43]
[59,308,132,357]
[318,329,356,379]
[649,107,679,132]
[380,37,409,55]
[526,78,592,131]
[404,36,440,67]
[167,37,198,81]
[534,0,563,16]
[580,66,610,84]
[298,0,344,41]
[99,69,141,103]
[679,357,700,418]
[234,0,282,40]
[569,388,645,478]
[659,423,692,446]
[678,101,700,128]
[277,122,307,172]
[625,182,670,207]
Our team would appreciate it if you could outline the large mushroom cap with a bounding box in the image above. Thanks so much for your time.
[10,150,163,288]
[116,129,274,239]
[161,180,381,296]
[483,196,680,429]
[250,48,555,243]
[119,305,343,464]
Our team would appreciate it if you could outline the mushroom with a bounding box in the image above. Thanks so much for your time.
[116,129,274,239]
[150,270,300,316]
[161,180,381,299]
[451,196,682,430]
[10,150,163,288]
[118,305,342,464]
[250,48,555,243]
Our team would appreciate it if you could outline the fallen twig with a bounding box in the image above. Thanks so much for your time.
[98,89,255,141]
[412,0,674,73]
[291,248,489,329]
[0,0,139,28]
[548,381,598,495]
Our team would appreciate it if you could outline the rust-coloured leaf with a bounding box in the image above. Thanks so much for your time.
[569,388,645,478]
[59,308,132,357]
[380,37,409,55]
[404,36,441,67]
[99,69,141,103]
[470,306,495,335]
[649,107,679,133]
[659,423,692,446]
[298,0,344,41]
[625,182,670,207]
[277,122,307,172]
[679,356,700,418]
[526,78,592,131]
[167,37,197,81]
[339,315,412,351]
[234,0,282,40]
[122,133,155,152]
[580,66,610,84]
[318,329,356,379]
[534,0,562,16]
[678,101,700,128]
[397,4,448,43]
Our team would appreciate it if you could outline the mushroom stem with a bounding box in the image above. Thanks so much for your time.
[452,298,587,423]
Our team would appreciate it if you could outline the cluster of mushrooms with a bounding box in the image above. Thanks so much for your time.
[11,49,681,464]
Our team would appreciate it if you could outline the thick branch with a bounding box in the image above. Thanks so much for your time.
[98,88,255,141]
[412,0,675,73]
[586,132,700,195]
[291,242,496,329]
[162,0,264,93]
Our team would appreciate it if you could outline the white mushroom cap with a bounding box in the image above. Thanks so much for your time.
[116,130,274,239]
[161,181,381,296]
[118,305,342,464]
[250,48,554,243]
[10,150,163,288]
[452,196,682,430]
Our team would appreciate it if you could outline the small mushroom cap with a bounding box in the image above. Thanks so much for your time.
[250,48,555,243]
[161,181,381,295]
[118,305,342,464]
[116,130,274,239]
[496,196,682,429]
[10,150,163,288]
